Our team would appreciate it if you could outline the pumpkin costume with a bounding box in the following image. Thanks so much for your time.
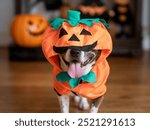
[42,10,112,99]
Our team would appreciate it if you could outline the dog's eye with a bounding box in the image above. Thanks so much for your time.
[59,28,68,38]
[80,29,92,35]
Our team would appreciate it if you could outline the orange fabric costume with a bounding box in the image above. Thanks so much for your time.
[42,10,112,99]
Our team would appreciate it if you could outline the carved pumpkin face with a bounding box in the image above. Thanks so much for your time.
[43,22,112,51]
[42,10,112,69]
[11,15,48,47]
[80,5,107,16]
[115,0,129,5]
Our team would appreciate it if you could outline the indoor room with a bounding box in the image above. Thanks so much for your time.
[0,0,150,113]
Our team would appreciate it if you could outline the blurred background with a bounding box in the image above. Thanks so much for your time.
[0,0,150,112]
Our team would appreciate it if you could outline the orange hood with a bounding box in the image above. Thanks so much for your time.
[42,10,112,70]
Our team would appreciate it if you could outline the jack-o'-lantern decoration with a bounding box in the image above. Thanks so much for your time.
[112,0,133,38]
[79,0,110,21]
[11,14,48,47]
[42,10,112,99]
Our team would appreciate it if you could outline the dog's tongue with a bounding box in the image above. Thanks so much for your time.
[67,63,84,78]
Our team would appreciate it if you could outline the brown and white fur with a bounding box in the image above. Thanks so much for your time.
[57,48,104,113]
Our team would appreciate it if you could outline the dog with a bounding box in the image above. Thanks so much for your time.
[54,47,104,113]
[42,10,112,113]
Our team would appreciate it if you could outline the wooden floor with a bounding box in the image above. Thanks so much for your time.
[0,48,150,113]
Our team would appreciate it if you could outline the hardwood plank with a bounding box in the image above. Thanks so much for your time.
[0,48,150,112]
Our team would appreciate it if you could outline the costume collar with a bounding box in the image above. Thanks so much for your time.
[56,71,96,88]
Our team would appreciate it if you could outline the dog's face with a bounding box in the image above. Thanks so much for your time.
[58,48,101,78]
[42,21,112,78]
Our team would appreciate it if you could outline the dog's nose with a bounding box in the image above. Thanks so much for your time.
[70,49,81,57]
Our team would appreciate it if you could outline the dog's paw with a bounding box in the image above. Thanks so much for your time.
[79,98,89,110]
[73,95,80,107]
[74,96,80,104]
[79,102,89,110]
[89,106,99,113]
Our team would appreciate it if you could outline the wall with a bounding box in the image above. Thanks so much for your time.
[0,0,14,46]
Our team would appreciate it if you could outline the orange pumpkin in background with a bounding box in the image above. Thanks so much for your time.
[11,14,48,47]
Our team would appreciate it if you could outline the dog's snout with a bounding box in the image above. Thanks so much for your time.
[70,49,81,57]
